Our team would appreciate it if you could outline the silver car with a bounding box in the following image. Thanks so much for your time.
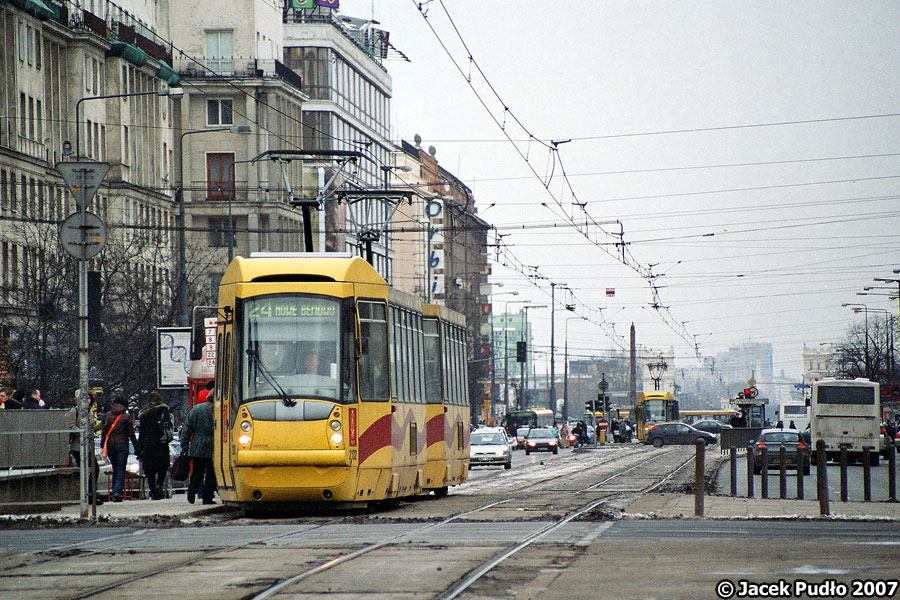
[470,428,512,469]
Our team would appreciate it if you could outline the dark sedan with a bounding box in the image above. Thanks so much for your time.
[645,422,717,448]
[691,419,733,434]
[750,428,810,475]
[525,428,559,454]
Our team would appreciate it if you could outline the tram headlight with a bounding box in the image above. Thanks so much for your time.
[240,420,252,432]
[330,432,343,445]
[330,419,341,431]
[239,434,252,445]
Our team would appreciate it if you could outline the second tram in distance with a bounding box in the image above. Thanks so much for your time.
[212,253,470,508]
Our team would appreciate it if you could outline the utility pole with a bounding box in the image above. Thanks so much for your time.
[550,282,556,412]
[630,323,637,416]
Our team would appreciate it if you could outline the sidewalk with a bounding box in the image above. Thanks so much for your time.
[624,492,900,519]
[21,495,229,522]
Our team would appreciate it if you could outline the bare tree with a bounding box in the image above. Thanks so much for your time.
[834,317,897,383]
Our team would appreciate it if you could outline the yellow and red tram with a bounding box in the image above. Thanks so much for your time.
[212,253,470,508]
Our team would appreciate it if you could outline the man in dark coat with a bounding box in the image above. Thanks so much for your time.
[181,389,216,504]
[138,391,172,500]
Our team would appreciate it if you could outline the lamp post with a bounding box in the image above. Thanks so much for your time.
[176,125,251,327]
[857,305,895,378]
[72,87,181,518]
[489,291,518,424]
[76,87,183,159]
[843,303,871,378]
[647,353,668,391]
[564,316,586,423]
[520,304,547,408]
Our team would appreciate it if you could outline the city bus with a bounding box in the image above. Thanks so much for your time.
[503,408,554,437]
[778,397,809,432]
[635,391,679,442]
[810,378,880,465]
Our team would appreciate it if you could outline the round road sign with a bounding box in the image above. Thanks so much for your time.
[60,211,106,260]
[598,379,609,392]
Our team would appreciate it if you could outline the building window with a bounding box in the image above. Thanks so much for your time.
[206,30,234,74]
[208,217,233,247]
[207,153,235,201]
[206,99,233,126]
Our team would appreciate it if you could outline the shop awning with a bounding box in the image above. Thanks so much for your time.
[156,61,181,87]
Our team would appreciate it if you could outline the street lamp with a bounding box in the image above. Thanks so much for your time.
[176,125,251,327]
[499,299,528,410]
[859,306,895,378]
[72,86,181,518]
[564,315,586,423]
[76,87,183,159]
[520,304,547,408]
[842,302,871,378]
[489,290,518,424]
[647,353,668,391]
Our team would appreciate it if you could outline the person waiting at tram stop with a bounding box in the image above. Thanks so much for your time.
[181,387,217,505]
[138,391,173,501]
[101,396,139,502]
[22,388,46,409]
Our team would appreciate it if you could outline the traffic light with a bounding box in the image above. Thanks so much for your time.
[516,341,527,363]
[602,395,611,413]
[585,399,597,412]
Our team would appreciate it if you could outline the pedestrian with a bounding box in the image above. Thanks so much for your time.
[559,422,569,448]
[22,388,46,409]
[68,391,104,504]
[5,388,26,409]
[0,387,15,409]
[788,420,797,430]
[775,420,784,429]
[138,391,173,500]
[181,387,216,504]
[101,396,139,502]
[885,420,897,450]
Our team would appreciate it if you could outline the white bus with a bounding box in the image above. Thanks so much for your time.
[779,397,809,432]
[810,378,880,465]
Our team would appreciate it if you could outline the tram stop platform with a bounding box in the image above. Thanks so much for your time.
[624,492,900,520]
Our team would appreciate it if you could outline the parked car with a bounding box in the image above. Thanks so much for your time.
[691,419,733,434]
[645,422,717,448]
[470,428,512,469]
[750,428,810,475]
[525,428,559,455]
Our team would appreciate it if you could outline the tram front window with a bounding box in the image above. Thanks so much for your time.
[242,295,341,403]
[645,400,667,422]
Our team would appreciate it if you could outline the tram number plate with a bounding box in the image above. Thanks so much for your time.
[349,449,357,463]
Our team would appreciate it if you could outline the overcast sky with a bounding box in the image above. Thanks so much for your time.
[339,1,900,383]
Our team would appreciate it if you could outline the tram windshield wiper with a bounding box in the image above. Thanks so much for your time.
[246,347,296,407]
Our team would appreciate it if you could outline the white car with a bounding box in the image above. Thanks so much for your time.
[470,427,512,469]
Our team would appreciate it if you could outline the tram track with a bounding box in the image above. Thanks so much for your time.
[7,445,703,600]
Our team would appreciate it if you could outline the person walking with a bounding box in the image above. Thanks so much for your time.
[101,397,139,502]
[138,391,173,500]
[181,389,216,504]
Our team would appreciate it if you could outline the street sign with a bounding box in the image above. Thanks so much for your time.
[56,161,110,210]
[597,418,608,428]
[598,379,609,392]
[60,212,106,260]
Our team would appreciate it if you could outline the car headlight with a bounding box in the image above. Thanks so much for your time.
[495,449,505,456]
[127,463,140,474]
[549,440,557,446]
[528,441,536,447]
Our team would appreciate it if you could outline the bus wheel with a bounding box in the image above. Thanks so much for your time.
[651,437,664,448]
